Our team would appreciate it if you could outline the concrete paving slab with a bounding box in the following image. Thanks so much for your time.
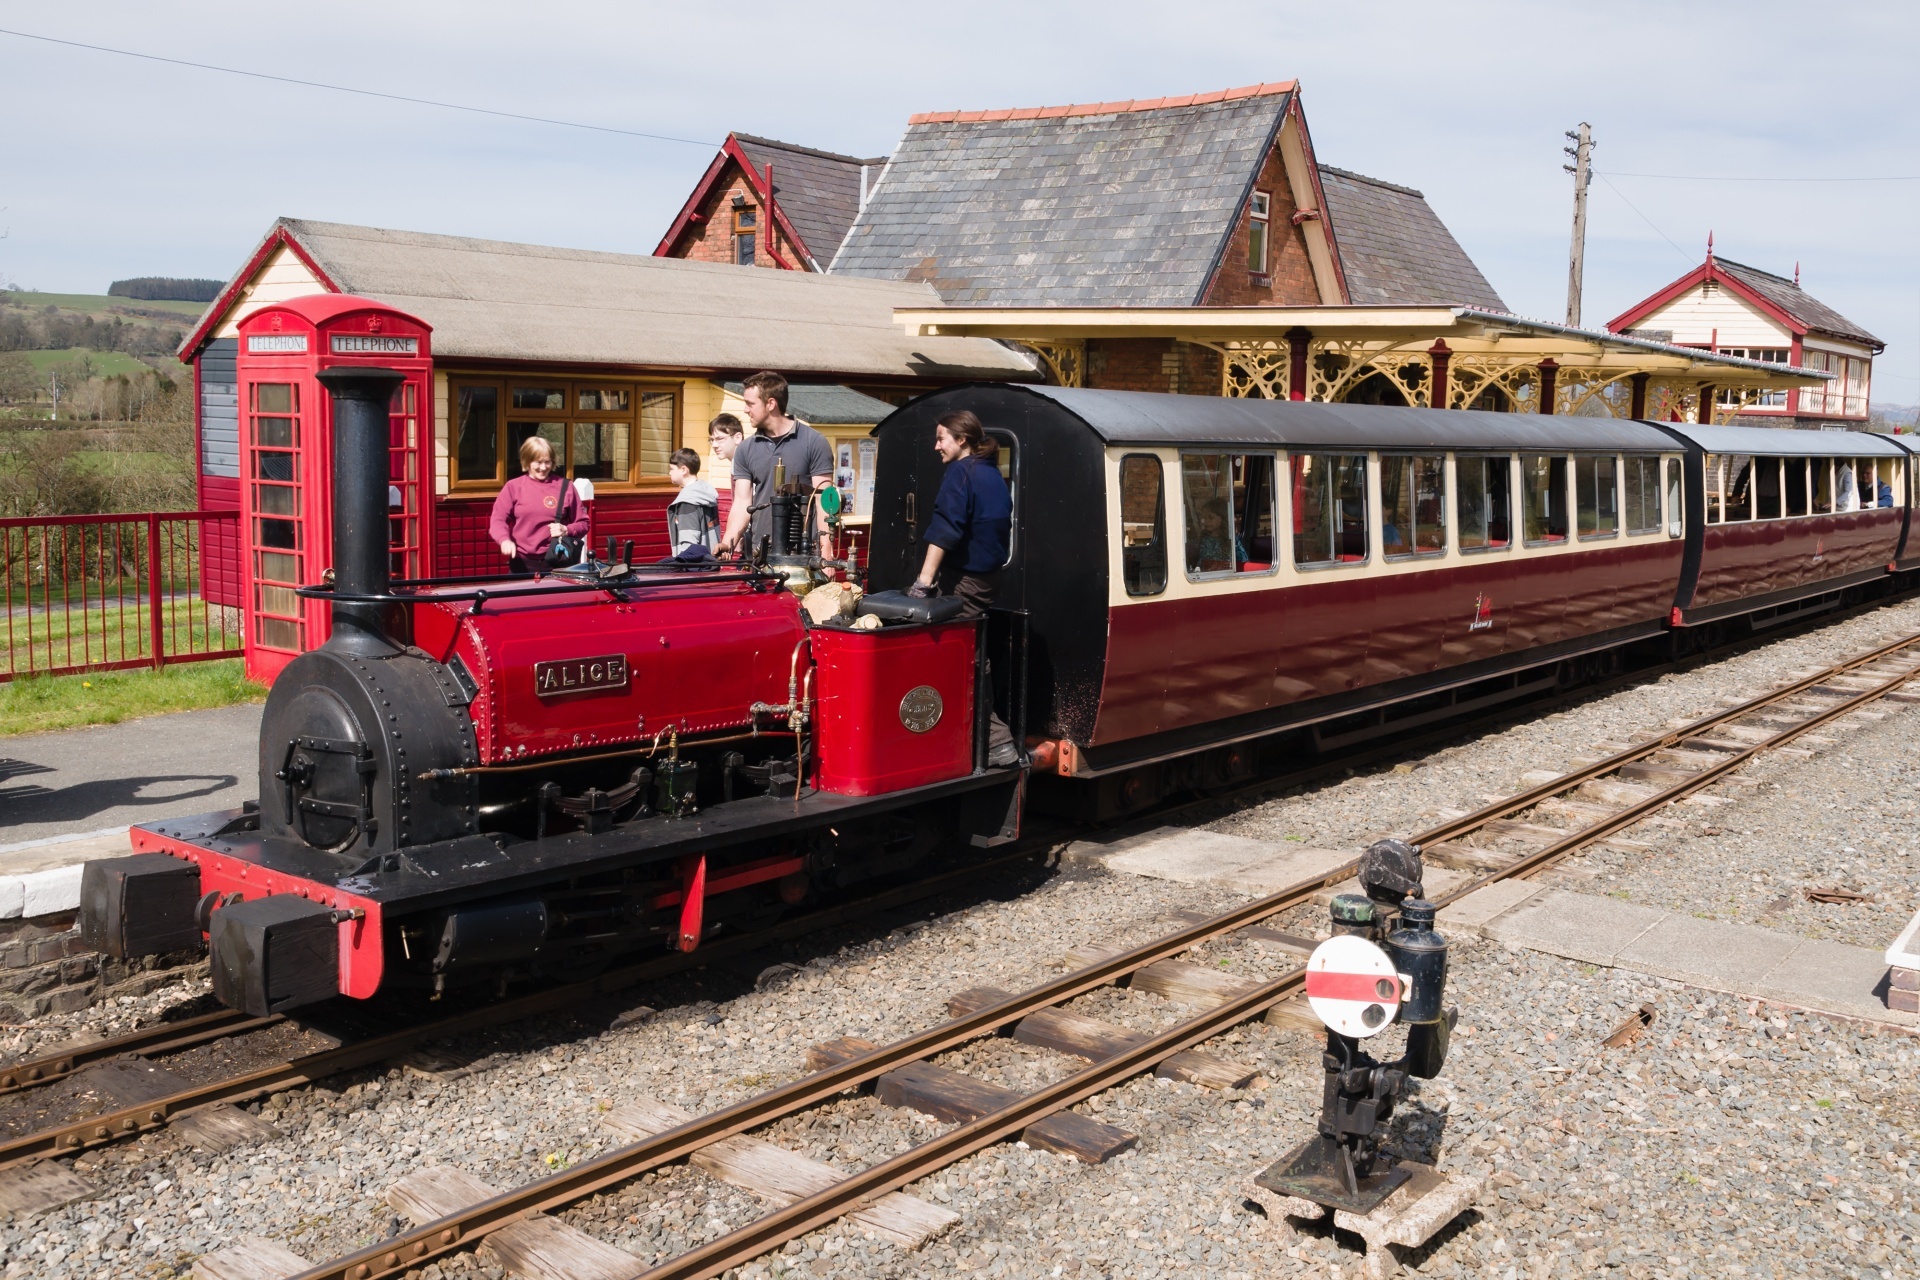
[1616,912,1802,990]
[1758,937,1912,1023]
[1436,879,1548,937]
[1482,889,1666,966]
[0,703,259,844]
[1063,827,1356,895]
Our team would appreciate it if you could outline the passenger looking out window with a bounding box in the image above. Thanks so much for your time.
[1120,455,1167,597]
[1181,453,1276,576]
[1380,454,1445,559]
[1292,453,1368,566]
[1836,461,1860,512]
[1754,458,1783,520]
[1521,455,1568,543]
[1457,454,1512,551]
[1576,455,1619,538]
[1624,456,1662,534]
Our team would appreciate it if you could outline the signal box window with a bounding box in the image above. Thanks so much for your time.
[1380,454,1445,559]
[452,379,676,489]
[1181,453,1276,577]
[1575,455,1618,538]
[1520,455,1568,544]
[1624,456,1662,534]
[1457,454,1511,552]
[1119,455,1167,597]
[1291,453,1368,567]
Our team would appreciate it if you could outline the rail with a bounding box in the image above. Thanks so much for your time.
[0,510,243,682]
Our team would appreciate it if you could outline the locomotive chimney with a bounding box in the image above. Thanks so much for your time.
[315,366,407,654]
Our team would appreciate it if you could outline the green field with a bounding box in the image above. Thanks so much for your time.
[17,347,165,378]
[0,658,264,736]
[3,291,208,319]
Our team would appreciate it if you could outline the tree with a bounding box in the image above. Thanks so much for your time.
[0,351,33,405]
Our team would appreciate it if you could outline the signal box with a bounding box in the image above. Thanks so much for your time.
[233,297,434,682]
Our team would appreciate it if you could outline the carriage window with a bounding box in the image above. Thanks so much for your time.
[1181,453,1276,577]
[1380,454,1445,559]
[1665,458,1683,538]
[1723,455,1754,521]
[1704,454,1726,524]
[1863,459,1891,508]
[1292,453,1369,567]
[1457,454,1511,552]
[1784,458,1809,517]
[1521,455,1568,544]
[1754,457,1783,520]
[1119,454,1167,597]
[1812,458,1833,514]
[1624,456,1661,534]
[1836,458,1863,511]
[1576,455,1618,538]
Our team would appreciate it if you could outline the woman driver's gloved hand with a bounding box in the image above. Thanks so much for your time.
[905,580,935,599]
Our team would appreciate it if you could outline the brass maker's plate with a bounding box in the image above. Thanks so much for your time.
[535,654,630,697]
[899,685,943,733]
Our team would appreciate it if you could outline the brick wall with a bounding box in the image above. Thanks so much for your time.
[1086,340,1223,396]
[665,165,805,270]
[0,913,205,1021]
[1202,144,1320,307]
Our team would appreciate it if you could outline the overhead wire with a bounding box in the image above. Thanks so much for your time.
[0,26,709,147]
[1593,172,1694,263]
[1599,170,1920,183]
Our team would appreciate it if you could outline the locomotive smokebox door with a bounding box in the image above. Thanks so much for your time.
[79,855,203,959]
[209,895,340,1016]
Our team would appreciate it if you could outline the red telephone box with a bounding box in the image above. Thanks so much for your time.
[234,296,433,682]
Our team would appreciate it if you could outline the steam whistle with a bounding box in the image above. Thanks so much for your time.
[1254,840,1455,1215]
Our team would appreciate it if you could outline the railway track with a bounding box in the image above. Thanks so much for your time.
[227,626,1920,1280]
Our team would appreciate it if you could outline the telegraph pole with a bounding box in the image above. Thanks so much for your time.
[1563,123,1593,328]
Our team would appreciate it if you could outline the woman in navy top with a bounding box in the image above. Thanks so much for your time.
[908,410,1012,619]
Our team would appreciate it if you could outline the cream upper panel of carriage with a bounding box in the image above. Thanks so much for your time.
[1103,443,1685,608]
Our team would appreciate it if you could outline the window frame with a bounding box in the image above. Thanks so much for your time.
[1455,453,1514,555]
[1289,451,1371,570]
[733,203,757,267]
[1379,452,1447,561]
[1118,453,1168,598]
[1519,453,1570,546]
[1179,450,1279,581]
[1664,457,1683,538]
[1248,191,1271,279]
[1623,454,1662,536]
[1575,454,1620,540]
[448,375,679,493]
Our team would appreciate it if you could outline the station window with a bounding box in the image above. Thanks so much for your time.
[1575,455,1619,538]
[734,205,757,267]
[1291,453,1369,567]
[1520,455,1568,544]
[1623,456,1661,534]
[1119,455,1167,597]
[1665,459,1683,538]
[1784,458,1810,517]
[452,379,676,489]
[1181,453,1276,577]
[1456,455,1512,552]
[1248,192,1271,278]
[1380,454,1445,558]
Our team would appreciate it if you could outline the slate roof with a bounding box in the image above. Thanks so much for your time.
[732,134,886,268]
[721,380,897,423]
[830,85,1298,305]
[1315,166,1506,310]
[1715,258,1883,349]
[182,219,1036,380]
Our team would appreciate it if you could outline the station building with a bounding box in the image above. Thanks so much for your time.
[665,83,1821,420]
[1607,246,1885,429]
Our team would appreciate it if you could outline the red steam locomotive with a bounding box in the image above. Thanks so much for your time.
[79,377,1916,1015]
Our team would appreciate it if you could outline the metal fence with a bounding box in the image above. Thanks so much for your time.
[0,511,244,682]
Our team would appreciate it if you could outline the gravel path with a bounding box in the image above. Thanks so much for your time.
[6,602,1920,1278]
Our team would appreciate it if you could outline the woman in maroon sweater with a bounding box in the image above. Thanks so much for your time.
[488,436,588,572]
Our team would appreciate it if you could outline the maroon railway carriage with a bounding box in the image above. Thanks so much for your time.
[866,386,1914,816]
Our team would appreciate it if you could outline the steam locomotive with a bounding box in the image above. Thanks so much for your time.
[80,373,1919,1016]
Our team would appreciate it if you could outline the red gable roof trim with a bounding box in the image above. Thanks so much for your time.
[650,135,819,267]
[1607,259,1800,339]
[1284,93,1349,305]
[178,222,342,362]
[909,80,1297,125]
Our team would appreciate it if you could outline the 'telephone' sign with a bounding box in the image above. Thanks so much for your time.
[330,335,419,355]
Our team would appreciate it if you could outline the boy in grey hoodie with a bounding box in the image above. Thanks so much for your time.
[667,447,720,555]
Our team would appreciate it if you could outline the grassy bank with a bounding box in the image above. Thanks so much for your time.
[0,659,265,736]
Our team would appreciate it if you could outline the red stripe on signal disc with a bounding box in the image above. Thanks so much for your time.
[1305,970,1400,1003]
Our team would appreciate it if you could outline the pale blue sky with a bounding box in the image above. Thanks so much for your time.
[3,1,1915,398]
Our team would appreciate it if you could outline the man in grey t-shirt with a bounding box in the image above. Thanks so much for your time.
[720,370,834,557]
